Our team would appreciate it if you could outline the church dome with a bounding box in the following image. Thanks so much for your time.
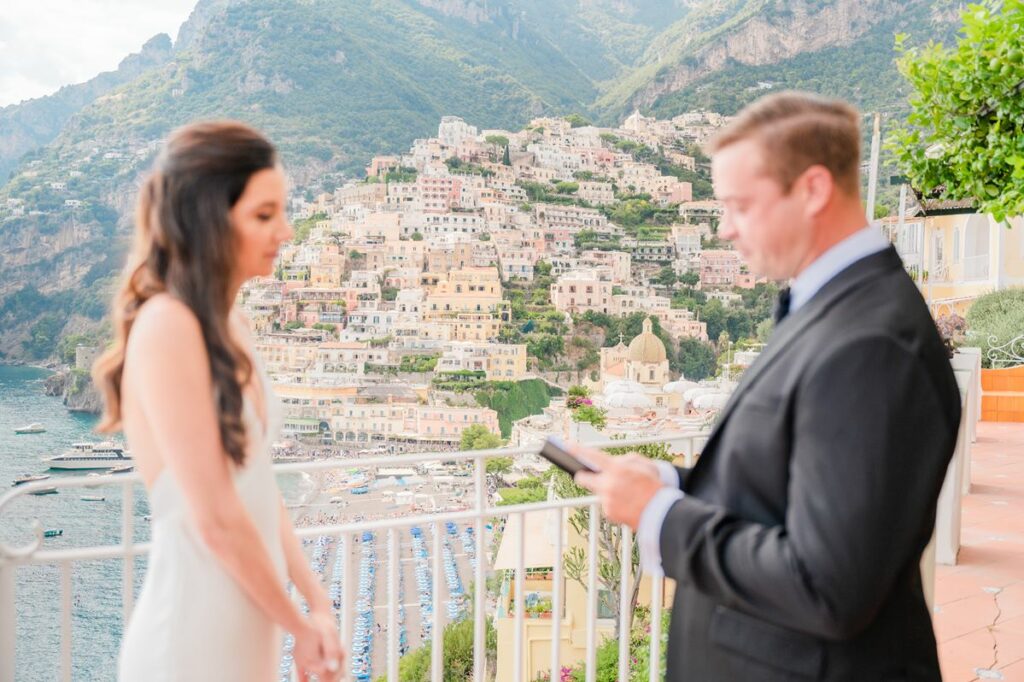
[627,318,667,364]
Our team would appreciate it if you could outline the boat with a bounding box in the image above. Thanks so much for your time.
[80,495,106,502]
[43,529,63,538]
[30,488,58,496]
[107,464,134,474]
[43,441,132,471]
[13,422,46,434]
[12,473,50,486]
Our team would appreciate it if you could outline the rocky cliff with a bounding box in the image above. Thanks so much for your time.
[44,367,103,414]
[640,0,903,106]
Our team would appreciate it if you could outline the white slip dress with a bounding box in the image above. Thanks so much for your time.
[118,355,287,682]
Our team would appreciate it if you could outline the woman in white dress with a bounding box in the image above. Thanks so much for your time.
[92,121,343,682]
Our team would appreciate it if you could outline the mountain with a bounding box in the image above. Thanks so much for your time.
[0,0,958,362]
[599,0,961,118]
[0,34,174,183]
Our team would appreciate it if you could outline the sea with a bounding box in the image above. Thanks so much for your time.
[0,364,311,680]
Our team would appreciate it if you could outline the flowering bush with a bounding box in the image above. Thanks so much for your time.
[935,313,967,359]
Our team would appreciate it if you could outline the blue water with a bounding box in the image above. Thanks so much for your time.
[0,365,309,680]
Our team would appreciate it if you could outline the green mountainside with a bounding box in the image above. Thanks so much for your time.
[0,34,174,182]
[0,0,957,361]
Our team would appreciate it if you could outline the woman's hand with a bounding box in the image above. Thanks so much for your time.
[311,609,344,681]
[292,614,342,682]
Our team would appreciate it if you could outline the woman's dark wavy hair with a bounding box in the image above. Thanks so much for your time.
[92,120,278,465]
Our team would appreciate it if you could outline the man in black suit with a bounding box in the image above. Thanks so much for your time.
[574,92,961,680]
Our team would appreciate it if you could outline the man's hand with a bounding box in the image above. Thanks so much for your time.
[569,445,665,531]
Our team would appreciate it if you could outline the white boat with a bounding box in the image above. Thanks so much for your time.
[14,422,46,434]
[30,488,58,496]
[13,473,50,486]
[43,441,133,471]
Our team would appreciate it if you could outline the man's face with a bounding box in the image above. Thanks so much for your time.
[711,138,814,281]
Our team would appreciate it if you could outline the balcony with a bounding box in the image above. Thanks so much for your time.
[1,394,1013,682]
[0,434,704,682]
[961,253,991,281]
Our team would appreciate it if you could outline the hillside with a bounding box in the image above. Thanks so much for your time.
[0,0,959,362]
[0,34,174,183]
[598,0,958,118]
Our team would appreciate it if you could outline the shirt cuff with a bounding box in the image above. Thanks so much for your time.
[653,460,681,488]
[637,487,684,578]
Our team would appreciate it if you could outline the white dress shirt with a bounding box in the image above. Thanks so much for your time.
[635,224,891,577]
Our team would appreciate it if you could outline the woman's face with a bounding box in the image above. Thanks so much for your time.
[229,166,293,282]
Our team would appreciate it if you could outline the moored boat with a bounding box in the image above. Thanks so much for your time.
[43,441,132,471]
[12,473,50,486]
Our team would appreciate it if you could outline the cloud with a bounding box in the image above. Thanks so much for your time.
[0,0,197,107]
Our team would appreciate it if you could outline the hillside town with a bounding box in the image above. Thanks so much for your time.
[234,110,773,454]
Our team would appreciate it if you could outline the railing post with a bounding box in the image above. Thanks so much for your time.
[60,561,72,682]
[513,512,525,682]
[617,526,632,682]
[550,507,563,682]
[340,531,352,662]
[121,478,135,624]
[473,456,486,682]
[0,558,15,682]
[650,574,663,682]
[430,522,443,682]
[585,504,599,682]
[387,529,399,682]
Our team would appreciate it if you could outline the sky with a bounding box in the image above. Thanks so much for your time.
[0,1,198,108]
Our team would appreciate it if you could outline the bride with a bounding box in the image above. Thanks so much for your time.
[92,121,343,682]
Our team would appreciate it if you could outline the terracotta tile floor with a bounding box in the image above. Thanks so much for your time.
[935,422,1024,681]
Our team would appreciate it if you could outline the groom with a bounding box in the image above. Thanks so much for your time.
[574,92,961,680]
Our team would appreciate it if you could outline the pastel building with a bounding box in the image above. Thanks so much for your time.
[550,270,614,314]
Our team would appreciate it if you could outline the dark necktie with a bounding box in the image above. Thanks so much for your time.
[773,287,791,324]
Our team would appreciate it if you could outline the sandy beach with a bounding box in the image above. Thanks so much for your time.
[280,458,491,681]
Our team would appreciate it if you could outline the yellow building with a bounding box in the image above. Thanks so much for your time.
[424,266,506,320]
[886,207,1024,317]
[309,261,344,288]
[493,510,674,682]
[444,312,503,341]
[435,341,528,379]
[254,333,324,373]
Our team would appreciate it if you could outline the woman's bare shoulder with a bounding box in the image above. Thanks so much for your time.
[127,294,205,361]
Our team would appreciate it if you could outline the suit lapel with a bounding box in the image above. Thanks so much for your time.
[697,246,903,460]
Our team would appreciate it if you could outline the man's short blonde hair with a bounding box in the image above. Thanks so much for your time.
[707,91,862,196]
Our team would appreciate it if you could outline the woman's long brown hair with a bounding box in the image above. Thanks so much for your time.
[92,121,278,465]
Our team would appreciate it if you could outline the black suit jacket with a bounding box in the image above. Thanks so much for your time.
[660,246,961,681]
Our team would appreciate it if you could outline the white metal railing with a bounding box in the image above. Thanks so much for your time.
[962,253,990,281]
[0,433,708,682]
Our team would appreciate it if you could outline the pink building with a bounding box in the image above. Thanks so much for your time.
[417,175,463,213]
[699,250,742,288]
